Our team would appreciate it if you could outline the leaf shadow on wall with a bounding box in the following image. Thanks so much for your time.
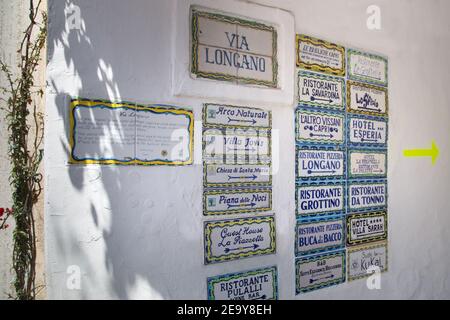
[47,0,202,299]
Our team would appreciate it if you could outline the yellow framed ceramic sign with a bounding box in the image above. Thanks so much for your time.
[69,98,194,166]
[296,34,345,76]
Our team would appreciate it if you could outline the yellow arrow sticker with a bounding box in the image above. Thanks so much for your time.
[403,140,439,165]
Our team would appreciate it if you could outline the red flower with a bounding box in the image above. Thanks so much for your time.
[0,208,4,217]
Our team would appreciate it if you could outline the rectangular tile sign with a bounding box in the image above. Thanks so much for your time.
[349,150,386,178]
[297,148,345,179]
[203,104,271,129]
[296,34,345,76]
[203,188,271,215]
[207,266,278,300]
[347,242,388,281]
[295,250,346,294]
[296,182,344,216]
[348,180,387,212]
[191,8,277,87]
[346,211,387,246]
[298,71,345,110]
[70,99,194,165]
[204,216,276,264]
[295,216,345,256]
[347,81,388,117]
[203,129,270,159]
[348,49,388,87]
[204,162,271,188]
[296,109,344,144]
[348,116,387,147]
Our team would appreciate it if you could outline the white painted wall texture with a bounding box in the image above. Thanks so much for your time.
[45,0,450,299]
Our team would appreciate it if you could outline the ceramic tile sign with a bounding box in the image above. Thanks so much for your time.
[295,250,346,294]
[204,162,271,188]
[296,34,345,76]
[347,242,388,281]
[191,8,277,87]
[295,216,345,256]
[296,182,344,216]
[204,188,271,216]
[348,180,387,212]
[347,49,388,87]
[69,98,194,165]
[203,128,270,161]
[296,109,344,145]
[207,266,278,300]
[204,216,276,264]
[297,148,345,180]
[348,115,387,148]
[349,150,387,179]
[298,71,345,110]
[346,211,387,246]
[347,81,388,117]
[203,104,271,129]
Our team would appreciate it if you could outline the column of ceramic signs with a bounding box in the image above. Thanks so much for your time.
[345,49,389,281]
[294,35,347,294]
[202,103,278,300]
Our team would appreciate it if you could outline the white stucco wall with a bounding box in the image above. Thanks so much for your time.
[45,0,450,299]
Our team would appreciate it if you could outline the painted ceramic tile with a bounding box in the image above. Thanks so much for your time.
[347,242,388,281]
[295,250,346,294]
[348,179,387,212]
[203,162,271,188]
[203,104,271,129]
[346,211,387,246]
[296,108,345,145]
[348,149,387,179]
[298,71,345,110]
[347,114,387,148]
[191,8,277,87]
[296,34,345,76]
[204,215,276,264]
[295,216,345,256]
[297,147,345,181]
[347,49,388,87]
[203,188,272,216]
[69,98,194,165]
[347,81,388,117]
[203,128,270,161]
[207,266,278,300]
[296,181,345,217]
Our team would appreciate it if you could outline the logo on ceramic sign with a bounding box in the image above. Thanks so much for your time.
[296,217,344,256]
[295,250,346,294]
[297,110,344,144]
[349,150,386,178]
[347,212,387,246]
[204,104,271,129]
[207,267,278,300]
[204,216,276,264]
[348,242,387,281]
[298,71,344,109]
[349,181,386,211]
[296,35,345,76]
[348,49,388,86]
[192,9,277,87]
[349,117,387,145]
[204,189,271,215]
[297,183,344,216]
[347,81,388,116]
[204,163,271,187]
[297,149,344,179]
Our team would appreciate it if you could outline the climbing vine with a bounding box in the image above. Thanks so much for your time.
[0,0,47,300]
